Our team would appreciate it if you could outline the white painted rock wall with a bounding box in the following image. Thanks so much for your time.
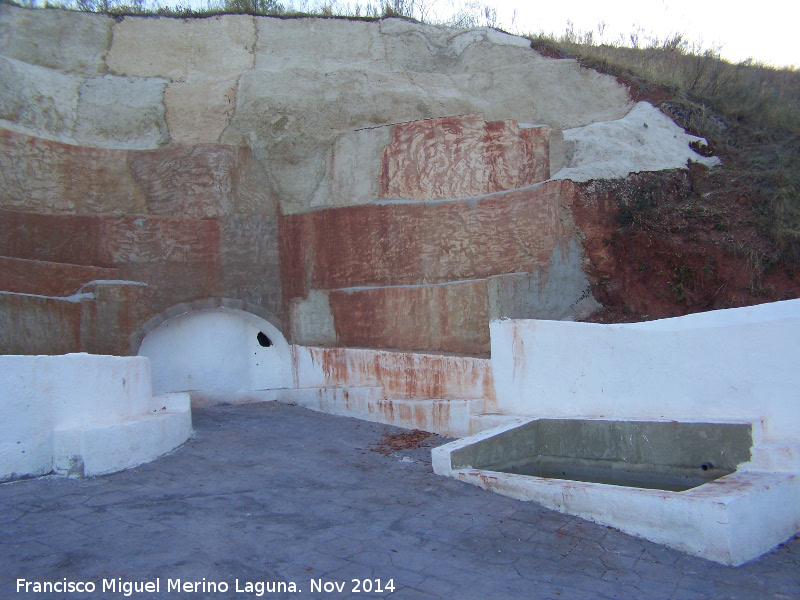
[553,102,720,181]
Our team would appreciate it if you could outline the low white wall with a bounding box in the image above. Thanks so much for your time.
[138,308,292,396]
[49,353,153,428]
[292,345,493,400]
[0,353,182,480]
[2,355,56,479]
[491,299,800,444]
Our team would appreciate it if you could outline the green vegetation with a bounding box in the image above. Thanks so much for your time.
[61,0,286,18]
[4,0,423,19]
[4,0,505,23]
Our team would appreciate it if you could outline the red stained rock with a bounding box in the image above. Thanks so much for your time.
[0,209,109,266]
[100,216,221,265]
[0,131,280,356]
[117,261,224,302]
[128,144,243,219]
[0,209,225,324]
[0,280,153,356]
[0,210,221,268]
[278,212,311,309]
[1,128,268,219]
[0,293,83,355]
[280,181,574,353]
[0,129,145,215]
[328,280,490,354]
[78,281,152,356]
[380,114,550,200]
[0,256,118,296]
[281,180,570,291]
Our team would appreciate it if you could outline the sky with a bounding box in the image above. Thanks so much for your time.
[291,0,799,68]
[483,0,799,68]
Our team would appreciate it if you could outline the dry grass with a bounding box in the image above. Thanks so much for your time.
[529,33,800,266]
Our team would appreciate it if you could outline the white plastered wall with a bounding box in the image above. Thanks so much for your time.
[490,299,800,453]
[137,308,293,398]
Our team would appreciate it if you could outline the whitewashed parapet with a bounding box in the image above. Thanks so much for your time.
[0,353,191,480]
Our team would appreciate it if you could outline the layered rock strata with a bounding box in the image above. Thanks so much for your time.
[0,5,712,356]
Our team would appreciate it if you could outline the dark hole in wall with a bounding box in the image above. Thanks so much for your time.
[257,331,273,347]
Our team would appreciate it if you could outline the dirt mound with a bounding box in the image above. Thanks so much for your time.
[571,168,800,322]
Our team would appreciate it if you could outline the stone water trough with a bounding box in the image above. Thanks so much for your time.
[440,419,752,492]
[434,417,799,566]
[432,300,800,566]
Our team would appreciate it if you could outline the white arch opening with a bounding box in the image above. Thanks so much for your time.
[137,309,292,402]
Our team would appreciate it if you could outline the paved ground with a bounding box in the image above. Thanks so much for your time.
[1,402,799,600]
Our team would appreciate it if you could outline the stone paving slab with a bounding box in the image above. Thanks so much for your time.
[1,402,798,600]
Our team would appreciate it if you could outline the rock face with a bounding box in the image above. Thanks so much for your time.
[0,127,280,354]
[379,115,550,200]
[280,178,593,352]
[0,5,715,355]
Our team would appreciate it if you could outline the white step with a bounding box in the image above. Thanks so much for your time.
[52,394,191,477]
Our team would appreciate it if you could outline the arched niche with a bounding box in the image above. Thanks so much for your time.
[137,308,292,398]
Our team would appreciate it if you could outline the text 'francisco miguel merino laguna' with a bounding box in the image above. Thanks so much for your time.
[17,577,396,596]
[16,578,298,596]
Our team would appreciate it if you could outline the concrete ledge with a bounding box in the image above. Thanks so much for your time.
[432,418,523,476]
[446,467,799,566]
[278,387,384,421]
[468,413,530,435]
[189,389,283,408]
[278,387,479,437]
[292,345,493,401]
[53,398,191,477]
[369,398,480,438]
